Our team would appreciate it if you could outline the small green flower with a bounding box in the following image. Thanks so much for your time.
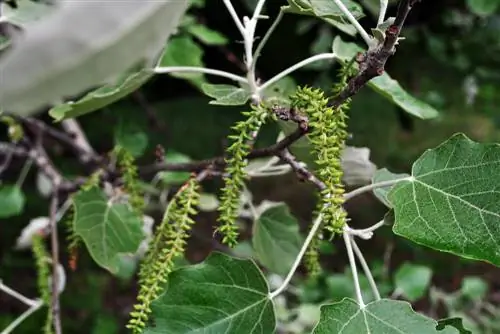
[216,105,268,246]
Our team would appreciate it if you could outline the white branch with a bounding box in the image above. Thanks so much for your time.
[154,66,248,84]
[222,0,245,35]
[344,177,412,201]
[0,280,39,307]
[351,238,381,301]
[252,9,284,73]
[258,53,337,93]
[269,214,323,299]
[1,301,43,334]
[378,0,389,26]
[332,0,373,47]
[343,231,365,308]
[345,220,386,240]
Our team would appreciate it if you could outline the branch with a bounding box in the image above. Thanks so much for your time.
[49,191,62,334]
[329,0,419,108]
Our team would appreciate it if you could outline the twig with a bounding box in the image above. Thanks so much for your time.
[378,0,389,25]
[344,177,411,201]
[351,238,381,301]
[0,280,39,307]
[1,300,44,334]
[49,191,62,334]
[329,0,419,107]
[277,149,326,191]
[269,214,323,299]
[60,119,96,164]
[332,0,372,46]
[154,66,248,84]
[343,231,365,308]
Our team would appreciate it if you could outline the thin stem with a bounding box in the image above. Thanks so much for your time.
[0,280,39,307]
[378,0,389,26]
[345,220,386,239]
[344,177,411,201]
[154,66,248,84]
[269,214,323,299]
[343,231,365,308]
[251,9,283,74]
[332,0,373,47]
[222,0,245,35]
[258,53,337,93]
[351,238,381,301]
[15,158,33,188]
[1,301,44,334]
[49,192,62,334]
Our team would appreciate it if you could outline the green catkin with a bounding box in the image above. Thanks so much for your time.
[216,105,267,246]
[32,235,53,334]
[290,74,350,236]
[115,146,145,214]
[128,177,201,333]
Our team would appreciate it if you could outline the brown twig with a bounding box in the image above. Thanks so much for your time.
[49,189,62,334]
[329,0,419,107]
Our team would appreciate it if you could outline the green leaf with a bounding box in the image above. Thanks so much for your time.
[252,203,303,275]
[466,0,500,16]
[394,263,432,302]
[437,317,473,334]
[114,117,149,158]
[461,276,488,300]
[332,36,439,120]
[72,187,144,274]
[369,74,439,119]
[187,24,228,45]
[283,0,362,35]
[0,185,25,218]
[48,69,153,121]
[2,0,56,26]
[0,1,188,115]
[313,298,458,334]
[158,151,192,185]
[283,0,363,19]
[145,252,275,334]
[157,35,205,85]
[201,83,251,106]
[388,133,500,267]
[372,168,410,208]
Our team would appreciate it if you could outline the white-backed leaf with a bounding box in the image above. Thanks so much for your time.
[0,0,188,115]
[201,83,251,106]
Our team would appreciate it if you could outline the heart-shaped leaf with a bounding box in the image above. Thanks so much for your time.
[388,133,500,266]
[144,252,275,334]
[313,298,458,333]
[253,203,303,275]
[72,187,144,274]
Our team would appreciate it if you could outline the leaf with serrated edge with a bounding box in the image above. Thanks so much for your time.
[144,252,275,334]
[0,0,188,115]
[372,168,410,207]
[201,83,251,106]
[253,203,303,275]
[388,133,500,267]
[72,187,144,274]
[49,69,153,121]
[312,298,458,334]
